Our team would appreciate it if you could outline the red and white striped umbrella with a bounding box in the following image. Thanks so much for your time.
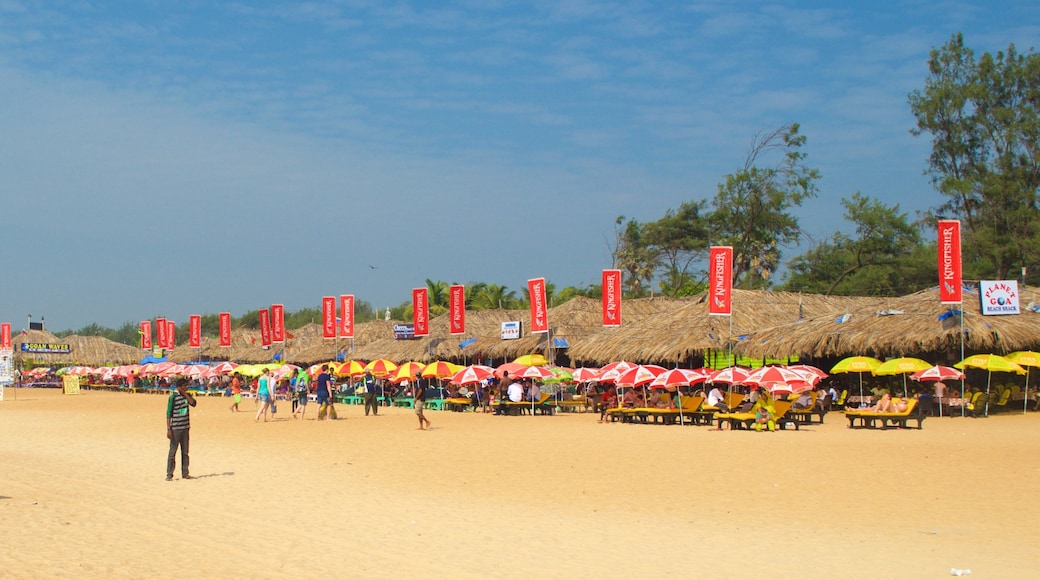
[512,365,556,381]
[709,366,751,384]
[615,364,666,387]
[211,361,239,375]
[571,367,602,382]
[910,365,965,382]
[744,366,809,387]
[786,364,829,384]
[451,365,495,385]
[598,361,637,383]
[649,368,710,389]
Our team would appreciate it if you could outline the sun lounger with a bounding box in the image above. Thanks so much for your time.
[844,399,924,429]
[644,395,706,425]
[714,400,796,431]
[788,394,827,425]
[445,397,473,412]
[497,393,554,415]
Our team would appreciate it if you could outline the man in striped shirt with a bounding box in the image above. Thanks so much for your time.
[166,378,197,481]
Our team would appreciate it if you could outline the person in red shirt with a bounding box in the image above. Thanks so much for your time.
[229,372,244,412]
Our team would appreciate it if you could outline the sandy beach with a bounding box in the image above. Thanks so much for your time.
[2,388,1039,579]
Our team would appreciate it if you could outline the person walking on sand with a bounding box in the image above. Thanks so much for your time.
[315,365,333,420]
[254,369,274,422]
[166,378,197,481]
[363,370,380,416]
[229,372,243,412]
[413,374,432,430]
[292,373,309,420]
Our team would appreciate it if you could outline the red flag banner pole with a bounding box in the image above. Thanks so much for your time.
[449,285,466,335]
[141,321,152,350]
[602,269,622,327]
[708,246,733,316]
[938,220,962,304]
[271,304,285,344]
[340,295,355,339]
[218,313,232,348]
[259,308,272,348]
[321,297,336,339]
[189,315,202,349]
[528,278,548,334]
[413,288,430,337]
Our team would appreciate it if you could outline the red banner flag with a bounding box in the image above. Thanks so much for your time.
[189,315,201,348]
[340,295,355,338]
[1,323,11,349]
[156,317,167,349]
[259,308,272,347]
[602,269,623,327]
[413,288,430,337]
[708,246,733,316]
[528,277,549,334]
[140,321,152,350]
[166,320,176,349]
[449,285,466,335]
[218,312,231,347]
[938,220,962,304]
[271,304,285,343]
[322,296,336,339]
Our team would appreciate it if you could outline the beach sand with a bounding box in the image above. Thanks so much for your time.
[2,388,1039,579]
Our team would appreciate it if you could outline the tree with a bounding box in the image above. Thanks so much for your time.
[909,33,1040,280]
[611,216,659,297]
[641,200,710,297]
[708,124,820,288]
[782,193,931,295]
[470,283,518,310]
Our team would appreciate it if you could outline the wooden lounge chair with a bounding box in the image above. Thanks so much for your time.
[445,397,473,412]
[499,393,554,415]
[789,392,828,425]
[715,400,796,431]
[645,395,706,425]
[845,398,925,429]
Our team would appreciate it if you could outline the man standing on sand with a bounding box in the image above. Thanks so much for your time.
[229,372,243,412]
[363,370,380,416]
[315,365,333,420]
[413,374,432,430]
[166,378,197,481]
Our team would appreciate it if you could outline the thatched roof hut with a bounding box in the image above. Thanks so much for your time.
[10,330,141,367]
[351,309,526,364]
[567,289,870,366]
[733,286,1040,360]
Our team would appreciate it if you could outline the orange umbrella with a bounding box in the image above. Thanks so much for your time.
[391,362,425,383]
[334,360,365,378]
[421,361,461,379]
[364,359,398,377]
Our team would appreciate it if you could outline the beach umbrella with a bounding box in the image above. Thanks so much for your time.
[513,354,549,366]
[909,365,964,382]
[1005,351,1040,414]
[873,357,933,397]
[709,366,751,385]
[786,364,828,384]
[543,367,574,384]
[211,361,239,375]
[495,362,528,379]
[955,354,1026,416]
[571,367,602,383]
[615,364,665,387]
[334,360,366,378]
[830,356,882,404]
[391,362,425,383]
[451,364,494,385]
[235,364,264,377]
[364,359,398,377]
[598,361,638,383]
[421,361,461,379]
[649,368,708,389]
[271,364,301,380]
[744,366,808,387]
[512,365,556,381]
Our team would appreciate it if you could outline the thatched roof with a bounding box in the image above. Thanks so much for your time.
[733,286,1040,360]
[567,289,870,366]
[10,330,141,366]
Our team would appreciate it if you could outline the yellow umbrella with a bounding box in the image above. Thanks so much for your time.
[955,354,1026,416]
[421,361,462,379]
[513,354,548,366]
[1005,351,1040,414]
[391,362,425,383]
[830,356,883,402]
[334,360,365,378]
[364,359,398,377]
[873,357,933,398]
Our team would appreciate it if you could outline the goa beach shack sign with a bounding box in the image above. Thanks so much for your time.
[21,342,72,354]
[979,280,1020,316]
[393,323,417,340]
[501,321,522,340]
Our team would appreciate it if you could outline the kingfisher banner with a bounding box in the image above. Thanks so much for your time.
[166,320,176,349]
[708,246,733,316]
[218,312,231,347]
[322,296,336,339]
[141,321,152,350]
[156,317,167,350]
[1,323,11,349]
[340,295,355,338]
[413,288,430,337]
[189,315,201,348]
[259,308,272,347]
[449,285,466,335]
[271,304,285,343]
[602,269,622,327]
[938,220,962,304]
[528,277,549,334]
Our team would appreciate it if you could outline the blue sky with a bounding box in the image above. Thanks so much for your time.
[0,1,1036,331]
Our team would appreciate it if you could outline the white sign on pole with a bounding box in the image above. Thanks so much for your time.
[979,280,1020,316]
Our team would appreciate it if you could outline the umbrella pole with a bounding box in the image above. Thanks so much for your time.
[985,371,992,417]
[858,372,864,407]
[1025,368,1030,415]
